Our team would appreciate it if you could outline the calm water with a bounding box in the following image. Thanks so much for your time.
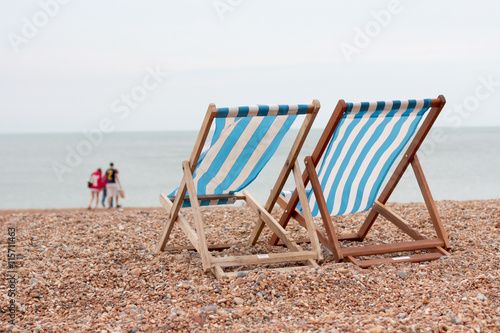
[0,127,499,209]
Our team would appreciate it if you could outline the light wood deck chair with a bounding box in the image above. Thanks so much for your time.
[251,96,451,268]
[155,101,323,278]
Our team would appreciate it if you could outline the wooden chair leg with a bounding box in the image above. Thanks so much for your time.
[183,161,212,272]
[155,195,178,253]
[411,155,450,249]
[292,160,323,263]
[304,156,343,262]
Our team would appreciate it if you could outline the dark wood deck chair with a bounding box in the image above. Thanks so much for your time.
[251,96,451,268]
[155,101,323,278]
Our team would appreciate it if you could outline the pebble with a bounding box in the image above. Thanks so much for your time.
[203,305,217,313]
[131,268,142,277]
[397,271,408,279]
[233,297,245,305]
[191,312,206,326]
[451,315,463,325]
[236,271,248,278]
[476,293,487,301]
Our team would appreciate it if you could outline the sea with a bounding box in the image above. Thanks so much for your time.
[0,127,499,210]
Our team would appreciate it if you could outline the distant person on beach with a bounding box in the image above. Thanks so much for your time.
[105,162,121,208]
[88,168,104,210]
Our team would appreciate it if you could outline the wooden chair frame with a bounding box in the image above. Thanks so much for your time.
[253,96,451,268]
[155,101,323,278]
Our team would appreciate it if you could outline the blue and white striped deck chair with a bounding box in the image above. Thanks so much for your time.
[156,101,323,279]
[263,96,451,268]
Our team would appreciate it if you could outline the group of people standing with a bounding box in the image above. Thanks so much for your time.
[88,162,122,210]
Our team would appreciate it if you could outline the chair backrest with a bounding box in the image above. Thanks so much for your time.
[170,104,314,205]
[308,99,433,216]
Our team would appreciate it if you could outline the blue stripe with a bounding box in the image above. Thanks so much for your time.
[257,105,269,117]
[217,108,229,118]
[296,104,309,114]
[277,105,289,115]
[237,106,249,118]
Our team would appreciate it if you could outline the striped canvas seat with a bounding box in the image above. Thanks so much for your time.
[306,99,432,216]
[169,104,310,206]
[268,96,451,268]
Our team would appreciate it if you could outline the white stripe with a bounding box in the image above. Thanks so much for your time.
[224,117,287,194]
[204,117,265,194]
[247,105,261,117]
[358,114,417,210]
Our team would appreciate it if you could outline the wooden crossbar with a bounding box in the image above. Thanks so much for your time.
[341,239,444,257]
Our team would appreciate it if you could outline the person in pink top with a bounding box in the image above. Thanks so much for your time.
[88,168,104,210]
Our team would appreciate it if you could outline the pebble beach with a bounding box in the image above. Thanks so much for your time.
[1,199,499,332]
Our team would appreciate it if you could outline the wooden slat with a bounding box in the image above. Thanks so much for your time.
[341,239,444,257]
[183,161,212,272]
[352,252,444,268]
[249,100,320,245]
[173,194,245,202]
[211,251,317,267]
[411,155,451,249]
[164,243,234,252]
[373,200,425,240]
[158,193,200,252]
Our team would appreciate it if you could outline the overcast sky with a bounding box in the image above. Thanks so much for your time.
[1,0,500,133]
